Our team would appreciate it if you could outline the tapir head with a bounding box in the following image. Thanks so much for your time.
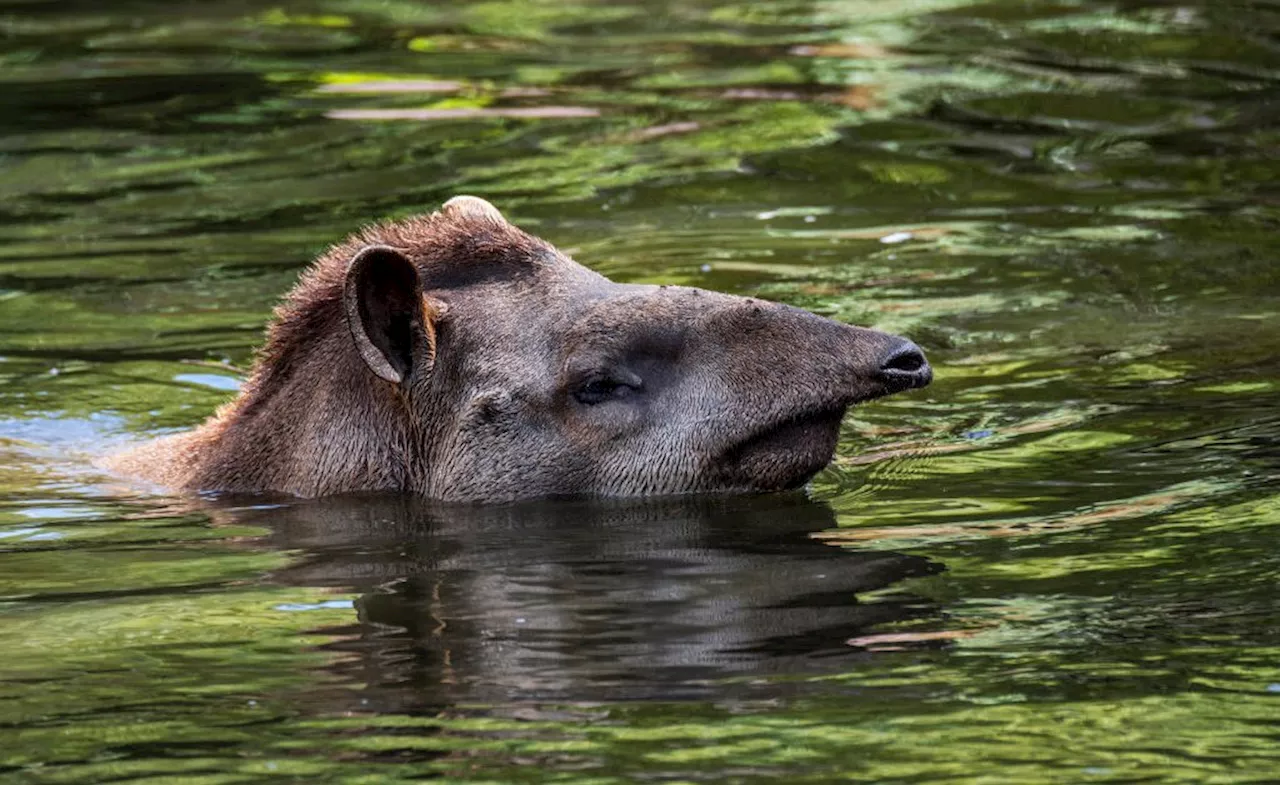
[136,196,930,502]
[329,196,930,501]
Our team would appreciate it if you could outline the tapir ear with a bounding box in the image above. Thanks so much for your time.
[342,244,435,385]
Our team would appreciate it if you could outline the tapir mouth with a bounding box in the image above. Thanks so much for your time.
[721,372,929,492]
[722,406,848,491]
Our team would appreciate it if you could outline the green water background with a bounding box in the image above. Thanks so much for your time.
[1,0,1278,782]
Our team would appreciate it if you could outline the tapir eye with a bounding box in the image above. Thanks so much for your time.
[572,371,642,406]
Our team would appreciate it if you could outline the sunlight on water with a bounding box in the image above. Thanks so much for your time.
[1,0,1278,782]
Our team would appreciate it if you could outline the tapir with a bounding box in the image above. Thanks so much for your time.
[107,196,931,501]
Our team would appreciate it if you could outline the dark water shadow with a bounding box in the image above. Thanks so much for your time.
[217,493,944,707]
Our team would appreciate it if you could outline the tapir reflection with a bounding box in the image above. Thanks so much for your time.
[232,493,943,704]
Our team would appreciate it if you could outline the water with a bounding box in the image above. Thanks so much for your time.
[2,0,1278,781]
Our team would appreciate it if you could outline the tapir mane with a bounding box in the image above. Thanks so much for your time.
[241,207,555,407]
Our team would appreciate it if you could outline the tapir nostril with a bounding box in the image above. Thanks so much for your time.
[877,340,932,390]
[883,345,925,373]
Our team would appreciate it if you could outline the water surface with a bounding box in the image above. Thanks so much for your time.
[2,0,1278,782]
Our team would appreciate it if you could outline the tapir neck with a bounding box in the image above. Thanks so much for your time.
[121,329,417,497]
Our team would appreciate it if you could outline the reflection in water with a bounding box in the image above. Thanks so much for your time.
[232,494,941,705]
